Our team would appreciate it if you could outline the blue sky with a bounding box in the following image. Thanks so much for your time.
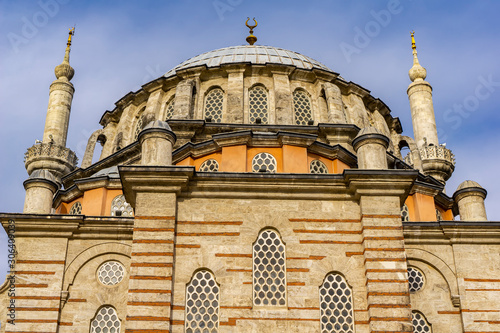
[1,1,500,278]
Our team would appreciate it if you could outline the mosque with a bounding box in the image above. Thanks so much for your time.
[0,20,499,333]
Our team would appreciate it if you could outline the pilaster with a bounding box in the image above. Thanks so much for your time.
[225,66,245,123]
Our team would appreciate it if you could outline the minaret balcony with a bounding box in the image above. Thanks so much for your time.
[24,142,78,178]
[404,144,455,183]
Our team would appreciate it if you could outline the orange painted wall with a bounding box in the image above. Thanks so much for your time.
[404,195,417,222]
[176,156,194,166]
[283,145,308,173]
[334,160,350,174]
[221,145,247,172]
[247,147,283,172]
[81,188,108,216]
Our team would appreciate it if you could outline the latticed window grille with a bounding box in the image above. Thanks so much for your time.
[133,113,145,141]
[293,90,313,125]
[90,306,121,333]
[199,159,219,172]
[310,160,329,174]
[249,86,268,124]
[436,209,443,221]
[319,273,355,333]
[401,204,410,222]
[69,201,82,215]
[97,261,125,286]
[185,270,220,333]
[252,152,277,173]
[253,229,287,307]
[165,97,175,120]
[412,311,432,332]
[205,88,224,123]
[408,267,425,292]
[111,195,133,217]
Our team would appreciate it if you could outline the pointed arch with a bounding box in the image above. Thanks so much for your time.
[412,310,432,332]
[204,87,224,123]
[185,269,220,332]
[110,194,133,217]
[164,95,175,121]
[133,106,147,141]
[319,272,355,333]
[90,305,121,333]
[249,84,269,124]
[293,89,313,125]
[252,228,287,307]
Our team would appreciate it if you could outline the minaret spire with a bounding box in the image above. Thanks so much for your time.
[405,31,455,184]
[23,28,78,213]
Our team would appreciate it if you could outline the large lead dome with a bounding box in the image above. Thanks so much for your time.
[164,45,333,77]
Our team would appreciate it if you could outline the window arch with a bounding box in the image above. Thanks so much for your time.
[111,195,133,217]
[412,311,432,332]
[319,273,355,333]
[165,96,175,120]
[310,160,329,174]
[204,88,224,123]
[69,201,82,215]
[185,269,220,332]
[407,267,425,292]
[133,107,146,141]
[199,159,219,172]
[401,204,410,222]
[90,306,121,333]
[253,229,287,307]
[249,85,268,124]
[293,89,313,125]
[252,152,277,173]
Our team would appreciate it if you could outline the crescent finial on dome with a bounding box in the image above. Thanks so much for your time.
[245,17,257,45]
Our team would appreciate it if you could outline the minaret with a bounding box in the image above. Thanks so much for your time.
[407,31,438,148]
[23,28,78,213]
[405,32,455,184]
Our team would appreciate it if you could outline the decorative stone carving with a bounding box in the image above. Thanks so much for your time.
[404,144,455,183]
[24,142,78,178]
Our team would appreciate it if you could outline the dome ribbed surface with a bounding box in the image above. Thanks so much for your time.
[165,45,333,77]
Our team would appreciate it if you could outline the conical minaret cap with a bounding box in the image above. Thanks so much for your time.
[408,31,427,82]
[55,27,75,80]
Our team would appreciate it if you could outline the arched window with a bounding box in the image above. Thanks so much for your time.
[252,152,277,173]
[90,306,121,333]
[165,96,175,120]
[412,311,432,332]
[185,270,220,332]
[249,85,268,124]
[133,111,146,141]
[204,88,224,123]
[407,267,425,292]
[253,229,286,307]
[111,195,133,217]
[69,201,82,215]
[319,273,355,333]
[401,204,410,222]
[310,160,329,174]
[199,159,219,172]
[293,90,313,125]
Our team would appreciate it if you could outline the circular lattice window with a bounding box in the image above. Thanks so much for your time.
[408,267,425,292]
[205,88,223,123]
[97,261,125,286]
[310,160,328,174]
[199,159,219,172]
[249,86,268,124]
[401,204,410,222]
[90,306,121,333]
[69,202,82,215]
[412,311,432,332]
[252,152,277,173]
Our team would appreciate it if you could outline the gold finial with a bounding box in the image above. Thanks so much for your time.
[67,26,75,47]
[245,17,257,45]
[411,30,416,50]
